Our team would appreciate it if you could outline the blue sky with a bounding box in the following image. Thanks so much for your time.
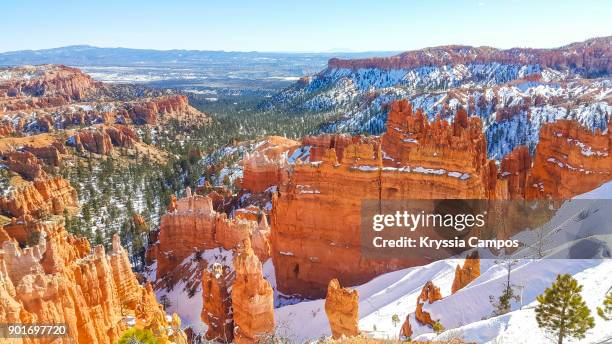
[1,0,610,53]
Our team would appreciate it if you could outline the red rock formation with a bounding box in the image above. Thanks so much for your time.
[106,125,139,148]
[0,176,78,218]
[451,251,481,294]
[400,315,413,339]
[325,278,359,339]
[415,281,443,326]
[0,65,100,111]
[22,142,66,167]
[498,146,532,199]
[73,127,114,155]
[0,224,187,344]
[155,195,271,277]
[527,119,611,199]
[231,240,275,343]
[201,263,234,342]
[271,100,502,298]
[327,37,611,75]
[128,95,190,124]
[241,136,299,193]
[3,151,47,180]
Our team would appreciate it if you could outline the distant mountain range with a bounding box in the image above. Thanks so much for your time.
[0,45,400,87]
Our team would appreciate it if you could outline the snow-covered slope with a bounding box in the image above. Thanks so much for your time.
[265,40,611,160]
[273,182,612,343]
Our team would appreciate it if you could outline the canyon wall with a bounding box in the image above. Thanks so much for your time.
[154,194,270,278]
[270,100,502,298]
[527,119,611,199]
[270,99,611,298]
[241,136,299,193]
[0,176,78,218]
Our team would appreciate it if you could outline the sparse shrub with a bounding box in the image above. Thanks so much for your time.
[432,321,444,335]
[391,313,400,327]
[117,328,158,344]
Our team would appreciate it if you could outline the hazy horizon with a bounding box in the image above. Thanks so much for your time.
[1,0,610,54]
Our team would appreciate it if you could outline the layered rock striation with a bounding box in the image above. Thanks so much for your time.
[154,194,271,278]
[231,240,275,343]
[0,224,186,344]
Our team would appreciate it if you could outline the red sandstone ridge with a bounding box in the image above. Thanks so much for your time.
[271,100,504,298]
[201,263,234,342]
[3,151,48,180]
[327,37,611,75]
[127,95,192,124]
[0,175,78,218]
[153,193,271,278]
[231,240,275,344]
[526,119,611,199]
[325,278,360,339]
[0,65,100,111]
[451,252,481,294]
[0,223,187,344]
[70,125,139,155]
[415,281,443,326]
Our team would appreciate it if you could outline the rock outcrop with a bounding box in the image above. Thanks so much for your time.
[0,176,78,218]
[0,225,187,344]
[415,281,443,326]
[271,100,502,298]
[231,240,275,343]
[241,136,299,193]
[451,252,480,294]
[128,95,191,124]
[3,151,47,180]
[400,315,413,339]
[325,278,359,339]
[154,195,271,277]
[270,99,611,298]
[0,65,100,111]
[201,262,234,342]
[526,119,611,199]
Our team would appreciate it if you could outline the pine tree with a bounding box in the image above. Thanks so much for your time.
[598,286,612,320]
[535,274,594,344]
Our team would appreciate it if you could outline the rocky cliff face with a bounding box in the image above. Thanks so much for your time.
[526,119,611,199]
[128,95,190,124]
[269,98,611,298]
[0,224,186,344]
[0,176,78,218]
[231,240,275,343]
[325,278,359,339]
[270,100,504,298]
[69,125,138,155]
[0,65,100,111]
[241,136,299,193]
[154,194,270,278]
